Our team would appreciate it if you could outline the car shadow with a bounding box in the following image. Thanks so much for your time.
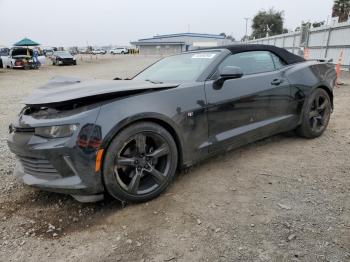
[1,133,300,239]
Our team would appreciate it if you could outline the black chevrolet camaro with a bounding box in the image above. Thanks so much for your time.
[8,45,336,203]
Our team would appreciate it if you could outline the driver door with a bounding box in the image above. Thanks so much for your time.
[205,51,293,153]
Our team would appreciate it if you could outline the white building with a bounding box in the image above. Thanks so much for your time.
[131,33,236,55]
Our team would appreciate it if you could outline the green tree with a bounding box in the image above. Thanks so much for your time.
[251,8,284,39]
[220,32,236,41]
[332,0,350,23]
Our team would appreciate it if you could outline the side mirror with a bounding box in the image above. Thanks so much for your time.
[214,66,244,89]
[219,66,243,80]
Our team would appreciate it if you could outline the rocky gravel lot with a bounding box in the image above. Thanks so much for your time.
[0,55,349,262]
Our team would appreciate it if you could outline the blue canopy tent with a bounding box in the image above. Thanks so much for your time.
[14,38,40,47]
[14,38,40,56]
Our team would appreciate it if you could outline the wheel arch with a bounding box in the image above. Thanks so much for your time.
[298,84,334,126]
[316,85,334,109]
[100,114,184,170]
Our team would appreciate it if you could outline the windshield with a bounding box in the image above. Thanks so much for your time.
[54,51,71,56]
[12,48,33,57]
[134,51,219,82]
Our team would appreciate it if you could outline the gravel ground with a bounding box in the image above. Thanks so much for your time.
[0,55,349,262]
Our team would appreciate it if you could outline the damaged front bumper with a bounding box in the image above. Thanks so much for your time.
[7,105,105,202]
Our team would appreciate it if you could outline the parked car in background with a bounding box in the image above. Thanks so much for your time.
[43,48,54,57]
[51,51,77,65]
[92,49,106,55]
[2,47,45,69]
[78,48,87,54]
[0,48,10,56]
[110,47,129,55]
[69,50,78,55]
[0,48,10,68]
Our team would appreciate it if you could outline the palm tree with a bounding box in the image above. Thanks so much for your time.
[332,0,350,23]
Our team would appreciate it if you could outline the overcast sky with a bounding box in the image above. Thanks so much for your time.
[0,0,334,47]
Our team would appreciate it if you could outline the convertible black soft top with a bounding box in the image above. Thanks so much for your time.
[208,44,305,65]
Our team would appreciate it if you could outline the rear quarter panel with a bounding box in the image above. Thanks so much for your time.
[285,61,336,120]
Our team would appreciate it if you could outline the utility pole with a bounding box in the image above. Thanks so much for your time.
[244,18,249,42]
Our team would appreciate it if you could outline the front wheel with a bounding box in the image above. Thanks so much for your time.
[297,88,332,138]
[103,122,178,203]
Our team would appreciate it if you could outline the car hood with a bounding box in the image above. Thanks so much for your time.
[23,76,179,106]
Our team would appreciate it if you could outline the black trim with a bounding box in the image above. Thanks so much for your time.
[203,44,305,65]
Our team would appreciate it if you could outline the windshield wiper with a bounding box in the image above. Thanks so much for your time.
[145,79,163,84]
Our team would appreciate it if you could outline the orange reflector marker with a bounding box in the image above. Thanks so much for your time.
[336,49,344,87]
[95,149,104,172]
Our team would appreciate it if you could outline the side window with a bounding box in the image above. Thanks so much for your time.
[218,51,277,75]
[271,53,286,69]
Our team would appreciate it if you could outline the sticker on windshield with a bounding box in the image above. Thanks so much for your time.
[191,53,217,59]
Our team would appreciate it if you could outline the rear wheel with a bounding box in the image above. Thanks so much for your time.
[103,122,178,203]
[297,88,331,138]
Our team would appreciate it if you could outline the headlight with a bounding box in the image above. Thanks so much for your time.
[35,124,79,138]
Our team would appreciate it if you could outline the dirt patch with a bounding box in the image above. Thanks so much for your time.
[0,190,124,239]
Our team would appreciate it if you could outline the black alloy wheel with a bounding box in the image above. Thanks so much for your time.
[297,88,331,138]
[103,122,178,203]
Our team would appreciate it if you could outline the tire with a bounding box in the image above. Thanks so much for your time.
[103,122,178,203]
[296,88,331,138]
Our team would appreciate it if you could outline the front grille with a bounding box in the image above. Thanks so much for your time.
[14,127,35,133]
[62,58,73,63]
[18,156,60,179]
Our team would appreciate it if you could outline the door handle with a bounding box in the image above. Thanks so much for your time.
[271,79,284,86]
